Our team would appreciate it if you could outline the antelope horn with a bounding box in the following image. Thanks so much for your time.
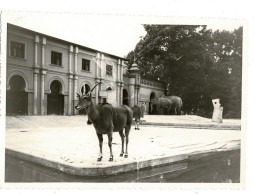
[87,82,101,95]
[77,93,80,98]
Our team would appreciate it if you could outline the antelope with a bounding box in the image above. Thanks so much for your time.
[131,104,145,130]
[75,83,133,162]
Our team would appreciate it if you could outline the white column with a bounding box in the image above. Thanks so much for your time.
[69,45,73,73]
[40,73,45,115]
[34,35,39,67]
[120,83,124,106]
[41,37,46,67]
[117,59,121,81]
[101,54,104,78]
[68,45,73,115]
[73,76,78,114]
[33,73,38,114]
[96,53,100,78]
[74,47,78,74]
[40,37,46,115]
[116,83,119,106]
[73,47,79,115]
[121,60,124,82]
[95,78,100,105]
[95,53,100,104]
[33,35,39,115]
[68,76,73,115]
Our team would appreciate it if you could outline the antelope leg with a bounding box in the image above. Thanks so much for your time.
[119,130,125,157]
[107,131,114,161]
[97,133,103,161]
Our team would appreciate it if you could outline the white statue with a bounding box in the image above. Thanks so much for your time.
[212,99,223,123]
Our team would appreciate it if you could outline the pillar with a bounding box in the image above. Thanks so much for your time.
[98,54,105,104]
[73,46,79,115]
[68,75,73,115]
[116,82,120,106]
[128,60,140,107]
[101,54,104,78]
[68,45,73,115]
[40,73,45,115]
[120,60,124,82]
[134,86,137,105]
[95,79,100,104]
[33,35,39,115]
[120,60,125,105]
[73,76,78,114]
[128,78,135,107]
[136,75,141,104]
[95,53,101,104]
[120,83,124,106]
[69,45,73,73]
[33,72,38,114]
[40,37,46,115]
[116,59,122,105]
[74,46,78,74]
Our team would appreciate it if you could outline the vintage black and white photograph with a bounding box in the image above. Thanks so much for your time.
[0,7,249,189]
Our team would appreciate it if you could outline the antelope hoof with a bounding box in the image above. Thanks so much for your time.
[97,156,103,162]
[124,154,128,158]
[120,153,123,157]
[109,156,114,161]
[135,127,137,130]
[138,128,140,130]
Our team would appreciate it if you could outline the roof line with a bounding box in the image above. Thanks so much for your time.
[7,23,128,61]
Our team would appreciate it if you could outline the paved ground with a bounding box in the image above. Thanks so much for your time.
[5,115,241,176]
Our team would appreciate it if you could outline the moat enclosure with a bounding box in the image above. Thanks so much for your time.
[5,149,240,183]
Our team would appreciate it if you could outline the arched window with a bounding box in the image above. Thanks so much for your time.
[81,84,90,95]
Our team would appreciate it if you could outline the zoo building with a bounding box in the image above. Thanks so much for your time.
[6,24,165,116]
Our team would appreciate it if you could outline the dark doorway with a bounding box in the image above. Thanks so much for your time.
[79,84,90,115]
[149,92,156,114]
[6,75,28,115]
[47,81,64,115]
[123,89,128,106]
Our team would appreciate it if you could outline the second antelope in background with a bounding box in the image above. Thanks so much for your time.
[131,105,144,130]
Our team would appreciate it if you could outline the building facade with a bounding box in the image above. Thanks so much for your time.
[6,24,165,116]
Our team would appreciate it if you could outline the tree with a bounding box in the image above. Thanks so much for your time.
[126,25,242,118]
[208,27,243,118]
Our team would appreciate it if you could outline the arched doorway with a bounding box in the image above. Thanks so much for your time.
[6,75,28,115]
[79,84,91,115]
[123,89,129,106]
[149,92,156,114]
[47,80,64,115]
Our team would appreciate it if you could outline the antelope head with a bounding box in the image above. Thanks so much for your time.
[75,82,100,111]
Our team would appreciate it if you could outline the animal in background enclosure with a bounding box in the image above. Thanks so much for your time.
[131,105,144,130]
[165,96,183,115]
[150,99,158,114]
[75,83,133,162]
[140,101,146,117]
[154,97,172,115]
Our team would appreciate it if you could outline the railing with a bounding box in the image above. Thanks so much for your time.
[140,78,164,89]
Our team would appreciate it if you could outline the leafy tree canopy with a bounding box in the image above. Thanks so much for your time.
[126,25,243,118]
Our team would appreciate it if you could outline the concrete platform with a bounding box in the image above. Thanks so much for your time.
[5,115,241,176]
[142,115,241,130]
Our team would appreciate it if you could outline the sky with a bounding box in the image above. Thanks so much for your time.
[2,11,243,58]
